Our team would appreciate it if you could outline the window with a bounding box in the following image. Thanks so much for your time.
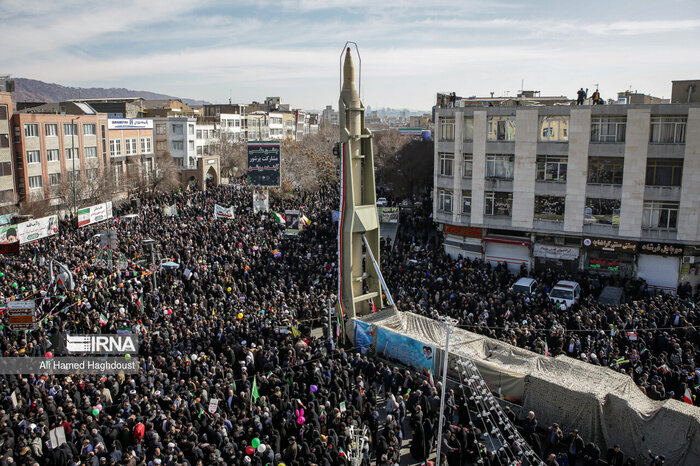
[0,105,6,120]
[196,130,203,138]
[588,158,623,184]
[462,191,471,214]
[83,123,96,135]
[536,156,567,181]
[125,138,137,155]
[0,162,12,176]
[45,124,58,137]
[24,124,39,137]
[539,116,569,141]
[172,124,183,135]
[85,146,97,159]
[65,148,78,160]
[650,116,686,143]
[188,125,195,135]
[47,149,60,162]
[643,201,678,229]
[591,117,626,142]
[141,137,151,153]
[486,155,514,179]
[156,140,167,151]
[28,175,42,189]
[86,168,99,181]
[188,141,194,151]
[463,155,473,177]
[26,150,41,164]
[438,190,453,212]
[440,118,455,141]
[484,191,513,216]
[172,141,184,151]
[110,139,121,157]
[156,124,167,135]
[463,118,474,141]
[0,134,8,148]
[0,190,13,203]
[534,195,565,221]
[63,123,78,136]
[584,198,621,225]
[439,153,454,176]
[487,116,516,141]
[646,159,682,186]
[197,146,203,155]
[49,173,61,186]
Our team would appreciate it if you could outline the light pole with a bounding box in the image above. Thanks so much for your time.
[435,315,457,466]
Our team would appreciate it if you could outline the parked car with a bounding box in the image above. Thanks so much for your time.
[376,197,388,207]
[510,277,538,295]
[598,286,625,306]
[548,280,581,309]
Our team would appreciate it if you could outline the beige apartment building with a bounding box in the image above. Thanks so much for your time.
[433,99,700,293]
[107,118,155,192]
[0,93,17,208]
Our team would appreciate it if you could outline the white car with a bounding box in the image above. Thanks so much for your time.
[376,197,388,207]
[510,277,538,295]
[548,280,581,309]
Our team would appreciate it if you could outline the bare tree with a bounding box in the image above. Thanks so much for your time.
[151,152,180,193]
[216,133,247,179]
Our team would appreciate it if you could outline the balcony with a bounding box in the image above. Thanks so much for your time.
[644,185,681,202]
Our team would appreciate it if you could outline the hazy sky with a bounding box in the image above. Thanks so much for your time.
[2,0,700,111]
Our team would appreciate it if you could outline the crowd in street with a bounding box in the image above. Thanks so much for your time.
[0,181,690,465]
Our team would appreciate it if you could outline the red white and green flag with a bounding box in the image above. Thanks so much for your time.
[99,313,108,325]
[271,211,286,224]
[683,387,694,405]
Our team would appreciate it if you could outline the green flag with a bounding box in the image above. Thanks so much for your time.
[252,376,259,404]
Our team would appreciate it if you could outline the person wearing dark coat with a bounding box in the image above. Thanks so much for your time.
[410,407,426,461]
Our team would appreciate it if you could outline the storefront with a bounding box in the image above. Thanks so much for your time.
[637,242,683,294]
[442,225,483,260]
[583,238,637,277]
[533,243,580,273]
[483,235,530,274]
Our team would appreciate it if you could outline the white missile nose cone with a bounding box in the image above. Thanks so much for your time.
[343,48,355,90]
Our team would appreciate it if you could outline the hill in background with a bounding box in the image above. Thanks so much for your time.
[12,77,209,106]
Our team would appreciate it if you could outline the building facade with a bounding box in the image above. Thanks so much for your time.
[153,117,197,169]
[12,111,108,208]
[0,93,17,208]
[107,118,155,191]
[433,103,700,293]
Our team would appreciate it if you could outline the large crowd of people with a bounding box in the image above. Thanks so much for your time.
[0,180,692,465]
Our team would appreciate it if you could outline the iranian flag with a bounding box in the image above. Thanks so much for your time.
[271,211,286,224]
[99,314,108,325]
[683,387,694,405]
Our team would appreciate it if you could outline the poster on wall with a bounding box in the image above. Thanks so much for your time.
[247,142,281,187]
[378,207,399,223]
[78,202,113,227]
[354,320,373,355]
[376,327,435,374]
[0,215,59,244]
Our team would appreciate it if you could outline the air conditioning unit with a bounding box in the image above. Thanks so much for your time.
[682,256,695,264]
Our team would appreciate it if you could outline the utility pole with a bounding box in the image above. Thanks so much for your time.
[435,316,457,466]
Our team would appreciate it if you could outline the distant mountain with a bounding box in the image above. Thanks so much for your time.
[12,78,210,106]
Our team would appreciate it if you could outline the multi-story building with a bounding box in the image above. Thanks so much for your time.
[294,110,306,141]
[282,112,296,139]
[107,118,155,191]
[268,112,284,140]
[219,113,244,142]
[322,105,339,126]
[194,122,219,156]
[433,95,700,293]
[246,112,269,141]
[0,91,17,208]
[12,108,108,208]
[153,117,197,169]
